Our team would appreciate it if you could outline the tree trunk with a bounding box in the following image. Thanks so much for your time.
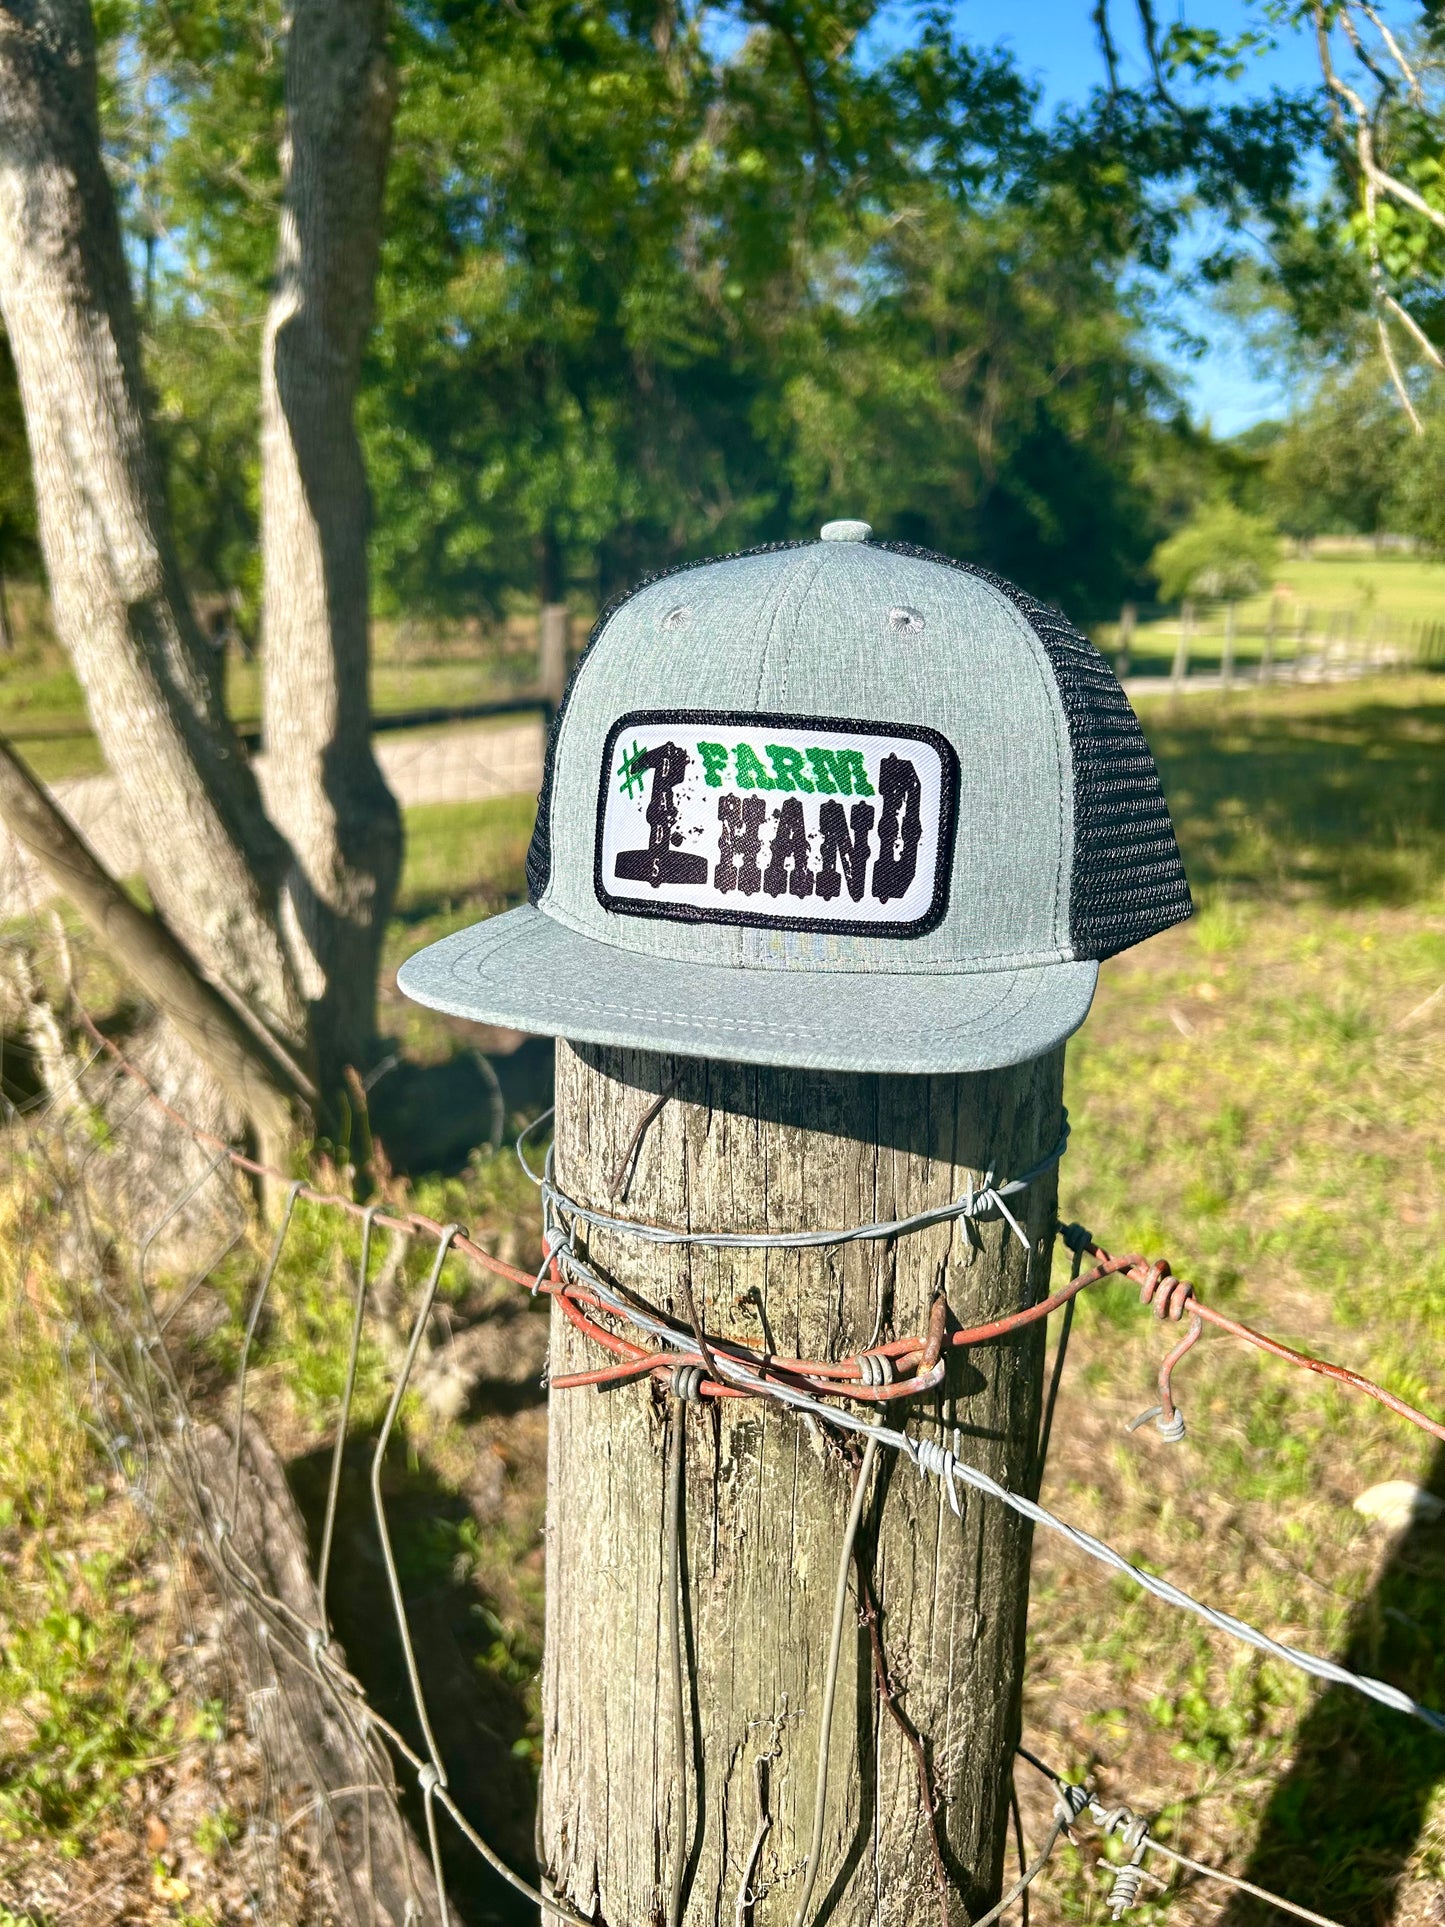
[260,0,402,1101]
[0,0,302,1047]
[189,1419,443,1927]
[542,1040,1064,1927]
[0,731,306,1164]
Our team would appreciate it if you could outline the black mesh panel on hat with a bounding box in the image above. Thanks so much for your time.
[873,542,1193,960]
[525,543,807,906]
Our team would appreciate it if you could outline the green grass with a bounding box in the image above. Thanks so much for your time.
[1015,676,1445,1923]
[6,669,1444,1919]
[1097,552,1445,679]
[0,599,551,783]
[381,792,537,1062]
[0,1195,177,1857]
[363,677,1445,1927]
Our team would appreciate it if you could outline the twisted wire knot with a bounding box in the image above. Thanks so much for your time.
[533,1224,573,1295]
[417,1762,444,1795]
[1138,1259,1195,1322]
[1106,1862,1147,1917]
[1052,1780,1090,1829]
[1127,1402,1188,1443]
[857,1351,896,1388]
[1094,1804,1149,1853]
[915,1438,963,1516]
[671,1363,705,1403]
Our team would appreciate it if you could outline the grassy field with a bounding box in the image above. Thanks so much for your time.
[2,673,1443,1923]
[3,552,1441,783]
[376,676,1445,1925]
[0,593,551,784]
[1020,677,1445,1925]
[1104,553,1445,679]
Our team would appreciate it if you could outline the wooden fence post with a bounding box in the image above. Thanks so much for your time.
[1220,601,1237,692]
[541,1040,1064,1927]
[1293,605,1310,680]
[540,602,570,711]
[1260,593,1279,684]
[1170,600,1193,691]
[1115,602,1135,679]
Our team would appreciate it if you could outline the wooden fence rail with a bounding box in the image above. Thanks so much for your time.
[1106,595,1445,688]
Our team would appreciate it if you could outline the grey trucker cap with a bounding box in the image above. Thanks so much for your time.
[398,524,1192,1073]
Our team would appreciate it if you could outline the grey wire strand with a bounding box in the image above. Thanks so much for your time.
[541,1120,1068,1254]
[551,1237,1445,1732]
[419,1771,451,1927]
[318,1203,377,1625]
[232,1181,304,1528]
[790,1433,880,1927]
[967,1817,1070,1927]
[366,1228,592,1926]
[666,1399,689,1927]
[516,1106,553,1186]
[1140,1834,1344,1927]
[1010,1778,1030,1927]
[915,1438,1445,1735]
[371,1227,461,1785]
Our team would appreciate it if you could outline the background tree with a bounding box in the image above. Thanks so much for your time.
[0,0,1349,1155]
[0,0,401,1144]
[0,330,37,649]
[1260,366,1414,540]
[1150,501,1280,603]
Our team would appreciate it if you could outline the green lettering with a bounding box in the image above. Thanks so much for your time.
[806,746,874,797]
[765,744,814,793]
[733,742,778,790]
[697,740,730,787]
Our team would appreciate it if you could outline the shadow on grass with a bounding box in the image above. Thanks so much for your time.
[288,1436,543,1927]
[1143,694,1445,906]
[1222,1444,1445,1925]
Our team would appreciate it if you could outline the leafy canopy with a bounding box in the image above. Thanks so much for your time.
[87,0,1333,621]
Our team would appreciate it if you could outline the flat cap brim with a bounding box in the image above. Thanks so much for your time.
[397,906,1097,1075]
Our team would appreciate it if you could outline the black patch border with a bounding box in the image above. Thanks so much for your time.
[594,708,959,939]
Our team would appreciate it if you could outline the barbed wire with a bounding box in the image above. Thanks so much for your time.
[41,1001,1445,1927]
[1011,1747,1349,1927]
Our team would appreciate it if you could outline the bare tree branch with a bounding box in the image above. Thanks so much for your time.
[1384,289,1445,371]
[1093,0,1122,101]
[1135,0,1179,107]
[1377,308,1424,430]
[0,733,310,1154]
[1356,1,1422,100]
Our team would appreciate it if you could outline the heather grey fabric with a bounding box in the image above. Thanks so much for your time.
[398,529,1184,1072]
[535,540,1073,974]
[397,906,1098,1074]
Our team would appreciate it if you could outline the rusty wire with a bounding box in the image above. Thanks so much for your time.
[75,1002,1445,1448]
[53,998,1445,1927]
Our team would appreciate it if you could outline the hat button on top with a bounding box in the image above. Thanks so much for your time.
[819,519,872,542]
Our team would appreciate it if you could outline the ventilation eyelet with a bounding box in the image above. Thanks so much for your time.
[660,605,693,634]
[888,606,925,636]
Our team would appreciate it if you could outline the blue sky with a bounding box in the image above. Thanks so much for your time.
[850,2,1326,433]
[996,2,1322,434]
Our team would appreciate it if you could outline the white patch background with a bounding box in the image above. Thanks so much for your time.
[596,717,952,930]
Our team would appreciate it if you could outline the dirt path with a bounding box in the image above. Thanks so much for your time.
[0,717,545,923]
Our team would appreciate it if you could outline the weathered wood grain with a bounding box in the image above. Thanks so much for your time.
[541,1040,1064,1927]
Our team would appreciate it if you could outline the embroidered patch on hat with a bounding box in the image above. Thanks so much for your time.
[594,710,958,937]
